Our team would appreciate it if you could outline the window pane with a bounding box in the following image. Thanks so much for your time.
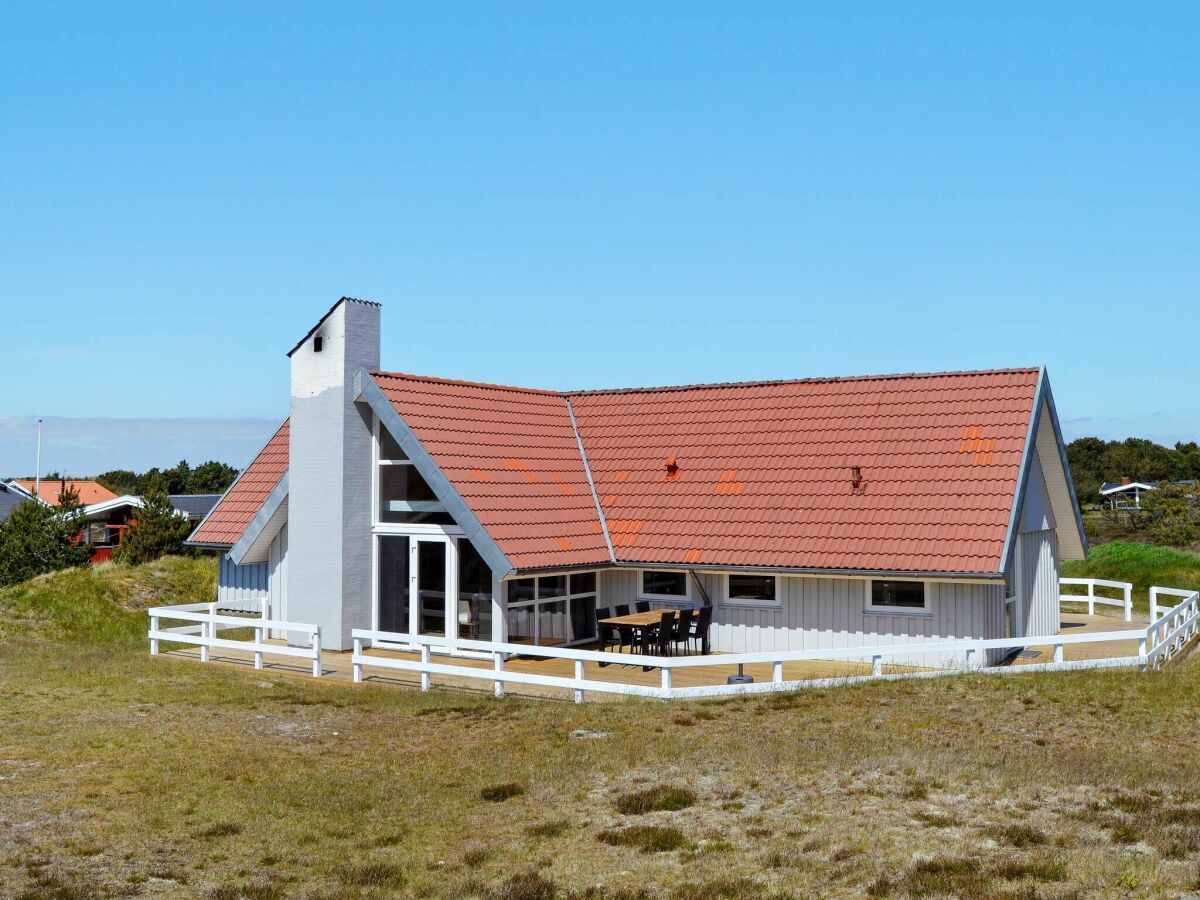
[642,570,687,596]
[538,600,568,646]
[380,426,406,461]
[508,578,535,604]
[417,541,446,636]
[570,572,596,595]
[506,604,535,645]
[458,539,492,641]
[379,464,455,524]
[729,574,775,602]
[378,536,410,633]
[570,596,596,642]
[871,580,926,608]
[538,575,567,598]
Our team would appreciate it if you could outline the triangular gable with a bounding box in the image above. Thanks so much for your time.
[188,419,290,547]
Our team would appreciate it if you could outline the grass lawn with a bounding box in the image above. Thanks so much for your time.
[3,559,1200,898]
[1061,541,1200,617]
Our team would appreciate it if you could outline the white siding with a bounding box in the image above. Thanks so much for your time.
[1014,528,1059,639]
[217,524,289,630]
[600,569,1007,668]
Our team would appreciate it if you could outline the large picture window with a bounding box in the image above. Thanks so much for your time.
[376,420,455,525]
[865,580,929,614]
[506,572,598,647]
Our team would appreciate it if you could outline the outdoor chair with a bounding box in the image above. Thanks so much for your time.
[673,608,695,654]
[689,605,713,655]
[635,600,651,613]
[641,611,678,671]
[615,604,631,617]
[595,607,620,666]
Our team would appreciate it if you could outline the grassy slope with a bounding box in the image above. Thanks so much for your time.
[1062,541,1200,616]
[2,559,1200,899]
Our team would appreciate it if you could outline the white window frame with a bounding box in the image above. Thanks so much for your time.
[723,572,782,609]
[372,415,459,532]
[863,578,932,617]
[504,571,602,647]
[637,569,692,606]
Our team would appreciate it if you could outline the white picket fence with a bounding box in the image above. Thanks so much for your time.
[348,584,1199,702]
[1059,577,1134,620]
[148,602,322,677]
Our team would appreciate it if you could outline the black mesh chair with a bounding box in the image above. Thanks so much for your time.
[635,600,651,613]
[673,608,695,654]
[655,611,676,657]
[595,607,618,665]
[615,604,631,617]
[689,605,713,655]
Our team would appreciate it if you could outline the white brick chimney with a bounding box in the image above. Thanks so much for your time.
[287,298,381,649]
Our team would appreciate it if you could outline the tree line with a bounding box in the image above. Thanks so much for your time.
[95,459,238,496]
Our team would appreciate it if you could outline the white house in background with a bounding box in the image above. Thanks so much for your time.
[188,297,1088,668]
[1099,479,1157,509]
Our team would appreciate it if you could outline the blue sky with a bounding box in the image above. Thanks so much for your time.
[1,4,1197,477]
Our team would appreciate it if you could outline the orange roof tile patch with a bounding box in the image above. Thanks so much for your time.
[713,469,747,495]
[553,537,573,551]
[613,469,631,483]
[548,472,576,496]
[501,458,538,483]
[189,420,289,546]
[608,519,645,548]
[471,468,490,482]
[682,548,703,564]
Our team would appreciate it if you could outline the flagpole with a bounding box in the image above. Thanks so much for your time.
[35,418,43,500]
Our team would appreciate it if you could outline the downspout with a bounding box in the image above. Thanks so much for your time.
[564,397,615,563]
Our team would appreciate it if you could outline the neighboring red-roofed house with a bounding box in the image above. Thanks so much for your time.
[189,297,1087,666]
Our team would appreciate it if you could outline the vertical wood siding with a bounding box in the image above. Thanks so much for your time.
[1016,529,1059,639]
[600,569,1007,668]
[217,525,289,631]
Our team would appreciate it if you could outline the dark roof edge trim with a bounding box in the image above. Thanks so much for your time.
[998,368,1045,575]
[355,368,515,580]
[564,396,615,563]
[287,297,382,357]
[229,473,289,565]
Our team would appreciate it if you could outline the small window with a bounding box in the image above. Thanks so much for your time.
[726,573,779,607]
[640,570,688,599]
[313,335,323,353]
[866,580,928,613]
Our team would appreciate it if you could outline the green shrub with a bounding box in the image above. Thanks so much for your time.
[615,785,697,815]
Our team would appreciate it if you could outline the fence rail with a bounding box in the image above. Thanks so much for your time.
[1059,577,1134,620]
[148,602,322,677]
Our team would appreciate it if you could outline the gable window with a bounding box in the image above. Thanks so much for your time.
[725,573,780,608]
[639,570,690,604]
[376,419,455,525]
[865,579,929,614]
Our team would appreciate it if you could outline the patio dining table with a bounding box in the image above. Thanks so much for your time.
[598,610,675,630]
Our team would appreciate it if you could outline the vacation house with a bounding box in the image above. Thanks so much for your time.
[188,298,1087,668]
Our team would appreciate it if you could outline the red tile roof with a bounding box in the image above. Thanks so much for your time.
[13,479,117,506]
[373,373,611,570]
[569,369,1040,574]
[189,420,289,546]
[377,368,1041,575]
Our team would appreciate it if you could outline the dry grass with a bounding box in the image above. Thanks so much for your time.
[3,558,1200,897]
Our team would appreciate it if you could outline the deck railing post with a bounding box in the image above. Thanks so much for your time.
[352,636,363,683]
[1123,584,1132,621]
[254,624,264,670]
[574,659,584,704]
[493,651,505,699]
[660,666,672,701]
[963,646,974,670]
[311,629,321,678]
[1138,635,1148,669]
[201,603,215,663]
[1087,582,1095,616]
[420,644,431,691]
[149,612,159,656]
[871,655,882,677]
[1150,588,1159,623]
[772,661,783,684]
[1052,642,1064,664]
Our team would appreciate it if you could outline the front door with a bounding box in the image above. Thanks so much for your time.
[376,534,454,640]
[415,538,448,637]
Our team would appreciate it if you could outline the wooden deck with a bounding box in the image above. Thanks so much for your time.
[156,612,1147,703]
